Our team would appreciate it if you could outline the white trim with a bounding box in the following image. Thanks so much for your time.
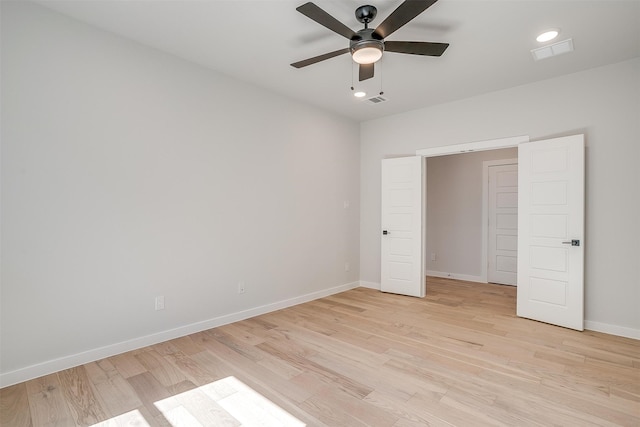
[416,135,529,157]
[415,136,528,292]
[585,321,640,340]
[421,156,427,297]
[427,270,485,284]
[482,158,518,285]
[0,281,360,388]
[359,280,381,290]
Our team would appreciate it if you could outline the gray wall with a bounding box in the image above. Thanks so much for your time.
[360,58,640,337]
[1,2,360,383]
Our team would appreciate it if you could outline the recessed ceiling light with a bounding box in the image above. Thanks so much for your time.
[354,91,367,98]
[537,29,559,43]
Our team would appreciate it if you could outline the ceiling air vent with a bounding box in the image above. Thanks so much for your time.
[367,95,388,104]
[531,38,574,61]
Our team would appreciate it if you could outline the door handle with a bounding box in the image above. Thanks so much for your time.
[562,239,580,246]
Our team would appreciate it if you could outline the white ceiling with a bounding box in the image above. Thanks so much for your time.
[34,0,640,122]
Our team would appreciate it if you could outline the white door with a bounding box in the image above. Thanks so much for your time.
[488,163,518,285]
[381,156,425,297]
[517,134,585,330]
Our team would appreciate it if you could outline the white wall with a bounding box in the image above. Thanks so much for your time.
[426,148,517,280]
[0,2,360,385]
[360,58,640,337]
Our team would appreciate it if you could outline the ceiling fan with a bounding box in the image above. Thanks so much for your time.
[291,0,449,82]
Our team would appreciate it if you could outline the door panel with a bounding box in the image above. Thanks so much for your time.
[381,156,425,297]
[517,134,584,330]
[488,163,518,285]
[532,215,567,238]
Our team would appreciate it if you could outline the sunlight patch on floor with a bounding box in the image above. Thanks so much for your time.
[92,376,305,426]
[90,409,150,426]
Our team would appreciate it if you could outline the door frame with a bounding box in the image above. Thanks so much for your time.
[416,135,529,282]
[415,135,528,157]
[482,158,518,284]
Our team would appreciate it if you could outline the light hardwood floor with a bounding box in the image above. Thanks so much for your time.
[1,277,639,426]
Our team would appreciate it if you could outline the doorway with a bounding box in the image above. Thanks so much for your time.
[425,149,518,285]
[404,134,585,331]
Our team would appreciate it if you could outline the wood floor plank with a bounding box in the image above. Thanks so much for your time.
[256,351,305,380]
[311,385,399,426]
[364,389,454,427]
[206,328,266,363]
[256,339,374,400]
[405,391,489,427]
[0,383,32,427]
[174,387,239,426]
[274,316,391,368]
[134,350,188,388]
[107,352,146,379]
[125,372,171,419]
[216,323,266,346]
[3,278,639,426]
[188,349,236,380]
[197,331,315,405]
[57,367,109,426]
[163,350,219,387]
[25,374,76,427]
[170,336,207,356]
[83,360,118,385]
[299,392,370,427]
[84,361,143,418]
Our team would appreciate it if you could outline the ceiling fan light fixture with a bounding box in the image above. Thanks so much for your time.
[352,46,382,64]
[351,39,384,64]
[536,29,559,43]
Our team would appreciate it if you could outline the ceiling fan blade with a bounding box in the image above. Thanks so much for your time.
[291,48,350,68]
[296,2,357,40]
[384,41,449,56]
[359,63,374,81]
[374,0,438,39]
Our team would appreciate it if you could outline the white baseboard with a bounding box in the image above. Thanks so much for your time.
[0,281,360,388]
[359,280,381,290]
[360,274,488,291]
[426,270,486,283]
[584,320,640,340]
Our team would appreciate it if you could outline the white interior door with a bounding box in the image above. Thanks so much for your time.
[381,156,425,297]
[517,134,585,330]
[488,163,518,285]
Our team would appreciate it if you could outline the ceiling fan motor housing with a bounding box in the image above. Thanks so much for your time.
[350,28,384,55]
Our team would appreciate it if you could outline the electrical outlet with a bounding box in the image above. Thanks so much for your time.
[238,281,246,294]
[343,200,350,209]
[431,253,436,261]
[155,295,165,311]
[345,262,350,272]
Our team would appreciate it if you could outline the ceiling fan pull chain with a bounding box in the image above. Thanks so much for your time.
[379,60,383,95]
[350,58,354,91]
